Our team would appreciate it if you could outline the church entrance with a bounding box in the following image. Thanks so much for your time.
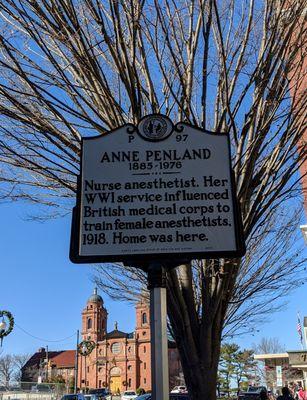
[109,367,122,394]
[110,375,121,394]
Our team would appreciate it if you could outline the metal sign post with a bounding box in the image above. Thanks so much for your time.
[148,263,169,400]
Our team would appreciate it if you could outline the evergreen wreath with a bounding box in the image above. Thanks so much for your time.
[0,310,14,345]
[78,340,96,356]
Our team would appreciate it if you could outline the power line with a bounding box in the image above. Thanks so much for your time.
[15,322,76,343]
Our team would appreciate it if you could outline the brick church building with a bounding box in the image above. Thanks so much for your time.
[77,289,182,394]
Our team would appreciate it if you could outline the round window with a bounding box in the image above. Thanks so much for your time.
[111,342,121,354]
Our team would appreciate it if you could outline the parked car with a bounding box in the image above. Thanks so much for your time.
[85,394,108,400]
[88,389,110,397]
[6,386,22,392]
[170,395,190,400]
[135,394,190,400]
[170,387,188,394]
[135,395,151,400]
[61,394,87,400]
[238,386,268,400]
[121,391,138,400]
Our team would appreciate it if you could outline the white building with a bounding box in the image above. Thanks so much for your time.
[254,318,307,392]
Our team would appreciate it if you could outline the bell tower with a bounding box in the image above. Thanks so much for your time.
[135,293,150,340]
[82,288,107,342]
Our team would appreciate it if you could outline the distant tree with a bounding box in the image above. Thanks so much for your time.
[13,354,30,382]
[0,355,15,387]
[218,344,259,396]
[253,338,286,355]
[219,344,238,396]
[233,349,260,391]
[68,377,75,393]
[253,337,292,388]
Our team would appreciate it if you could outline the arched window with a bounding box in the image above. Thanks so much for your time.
[110,366,121,376]
[142,313,147,325]
[87,318,92,330]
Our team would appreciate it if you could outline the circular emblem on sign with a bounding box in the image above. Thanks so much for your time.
[138,115,173,141]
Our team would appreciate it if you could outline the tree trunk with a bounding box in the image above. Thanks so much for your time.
[167,287,223,399]
[174,337,219,400]
[166,262,238,400]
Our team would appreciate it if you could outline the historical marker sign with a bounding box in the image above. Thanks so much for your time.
[288,351,307,365]
[70,114,245,268]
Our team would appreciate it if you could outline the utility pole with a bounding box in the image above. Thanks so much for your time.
[74,330,79,393]
[46,346,49,382]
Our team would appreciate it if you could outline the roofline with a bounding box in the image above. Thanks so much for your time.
[254,353,289,359]
[287,350,307,353]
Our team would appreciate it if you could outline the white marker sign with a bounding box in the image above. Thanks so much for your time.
[70,115,245,266]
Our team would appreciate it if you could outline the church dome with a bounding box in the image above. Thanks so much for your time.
[88,288,103,303]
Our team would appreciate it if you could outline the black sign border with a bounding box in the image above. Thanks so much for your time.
[70,116,246,270]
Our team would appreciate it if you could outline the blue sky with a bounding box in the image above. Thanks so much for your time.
[0,201,136,356]
[0,200,306,357]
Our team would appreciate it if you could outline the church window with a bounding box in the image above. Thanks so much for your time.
[128,378,131,387]
[87,318,92,329]
[142,313,147,324]
[111,342,121,354]
[99,380,102,388]
[144,346,146,353]
[128,365,132,371]
[144,378,146,384]
[98,367,102,373]
[110,367,121,376]
[142,331,146,336]
[87,366,89,373]
[144,362,146,370]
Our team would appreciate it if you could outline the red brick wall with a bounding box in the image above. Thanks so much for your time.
[287,2,307,212]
